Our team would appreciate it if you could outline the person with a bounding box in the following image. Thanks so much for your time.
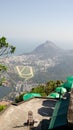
[27,111,34,125]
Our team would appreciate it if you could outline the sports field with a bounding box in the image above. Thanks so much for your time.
[16,66,34,79]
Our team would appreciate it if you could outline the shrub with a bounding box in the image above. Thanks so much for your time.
[0,105,6,112]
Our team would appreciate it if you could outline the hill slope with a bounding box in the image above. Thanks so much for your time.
[2,40,73,86]
[31,40,64,59]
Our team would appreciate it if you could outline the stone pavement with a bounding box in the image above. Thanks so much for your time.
[0,98,56,130]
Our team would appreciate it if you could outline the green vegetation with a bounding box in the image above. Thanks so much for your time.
[0,105,6,112]
[22,66,30,74]
[0,36,16,57]
[31,80,63,96]
[0,36,16,85]
[15,92,27,103]
[15,80,63,103]
[30,85,46,96]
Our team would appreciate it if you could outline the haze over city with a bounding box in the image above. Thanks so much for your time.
[0,0,73,54]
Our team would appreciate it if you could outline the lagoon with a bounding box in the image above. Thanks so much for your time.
[0,86,12,99]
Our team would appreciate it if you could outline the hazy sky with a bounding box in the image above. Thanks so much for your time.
[0,0,73,54]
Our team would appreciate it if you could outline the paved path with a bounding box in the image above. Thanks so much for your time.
[0,98,56,130]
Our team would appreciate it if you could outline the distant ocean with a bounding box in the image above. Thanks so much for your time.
[9,40,41,55]
[13,44,38,55]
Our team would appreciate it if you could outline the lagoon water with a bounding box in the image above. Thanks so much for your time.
[0,86,12,99]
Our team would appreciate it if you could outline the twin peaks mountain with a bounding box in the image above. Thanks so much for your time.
[23,41,73,82]
[30,40,71,59]
[32,41,63,56]
[33,40,62,54]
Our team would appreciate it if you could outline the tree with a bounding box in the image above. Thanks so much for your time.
[0,36,16,85]
[0,37,15,57]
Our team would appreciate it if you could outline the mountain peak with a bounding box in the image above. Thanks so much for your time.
[31,40,64,59]
[32,40,62,52]
[41,40,59,49]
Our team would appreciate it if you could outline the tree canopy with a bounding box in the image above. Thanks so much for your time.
[0,36,16,85]
[0,36,16,57]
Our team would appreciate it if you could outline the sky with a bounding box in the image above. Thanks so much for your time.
[0,0,73,54]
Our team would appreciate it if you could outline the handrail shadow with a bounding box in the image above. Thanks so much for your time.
[38,107,53,117]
